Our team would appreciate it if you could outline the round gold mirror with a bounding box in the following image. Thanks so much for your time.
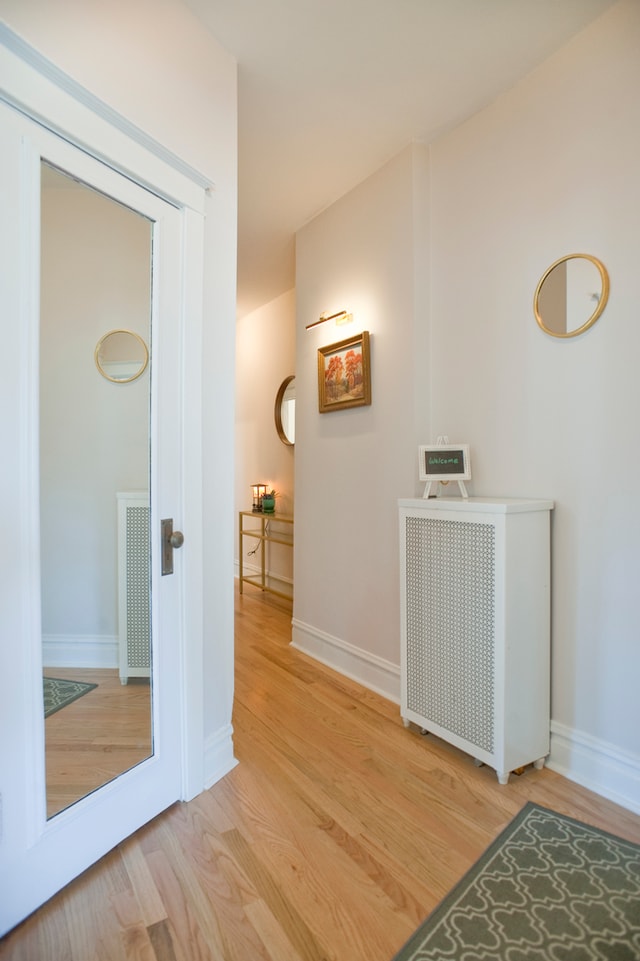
[275,375,295,446]
[95,329,149,383]
[534,253,609,338]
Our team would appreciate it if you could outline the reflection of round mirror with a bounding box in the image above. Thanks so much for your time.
[95,329,149,383]
[275,375,295,446]
[534,253,609,338]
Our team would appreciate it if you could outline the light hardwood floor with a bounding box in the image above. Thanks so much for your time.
[45,668,152,818]
[3,584,640,960]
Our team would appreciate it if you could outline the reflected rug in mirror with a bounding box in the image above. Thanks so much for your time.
[392,801,640,961]
[43,677,97,718]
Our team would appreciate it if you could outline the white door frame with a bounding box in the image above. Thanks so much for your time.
[0,27,207,931]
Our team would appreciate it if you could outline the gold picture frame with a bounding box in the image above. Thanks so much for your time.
[317,331,371,413]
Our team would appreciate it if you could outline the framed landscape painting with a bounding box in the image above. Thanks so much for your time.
[317,331,371,413]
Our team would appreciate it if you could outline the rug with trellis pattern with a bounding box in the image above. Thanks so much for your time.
[43,677,97,718]
[392,801,640,960]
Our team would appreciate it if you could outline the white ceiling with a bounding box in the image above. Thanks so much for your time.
[182,0,617,318]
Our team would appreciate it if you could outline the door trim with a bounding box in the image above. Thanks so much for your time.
[0,24,210,212]
[0,24,212,193]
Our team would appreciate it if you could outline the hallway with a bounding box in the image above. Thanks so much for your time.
[3,584,640,960]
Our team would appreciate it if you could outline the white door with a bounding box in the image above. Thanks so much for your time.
[0,104,189,933]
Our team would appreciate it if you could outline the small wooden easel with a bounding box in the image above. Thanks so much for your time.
[422,435,469,500]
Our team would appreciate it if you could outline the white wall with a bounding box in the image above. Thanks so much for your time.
[294,1,640,811]
[430,0,640,809]
[294,144,430,696]
[235,289,296,584]
[1,0,238,769]
[41,177,149,663]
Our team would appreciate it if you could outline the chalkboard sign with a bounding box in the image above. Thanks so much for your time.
[419,444,471,482]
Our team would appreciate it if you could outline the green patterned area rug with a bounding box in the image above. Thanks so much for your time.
[392,802,640,961]
[43,677,97,718]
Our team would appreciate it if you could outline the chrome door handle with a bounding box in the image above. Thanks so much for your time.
[161,518,184,575]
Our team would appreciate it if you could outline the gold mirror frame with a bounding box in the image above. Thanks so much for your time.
[94,329,149,383]
[274,375,295,446]
[534,253,610,339]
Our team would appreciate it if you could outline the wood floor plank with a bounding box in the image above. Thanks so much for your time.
[2,583,640,961]
[232,708,458,913]
[60,848,132,961]
[143,847,221,961]
[0,903,73,961]
[147,920,179,961]
[110,890,156,961]
[221,827,332,961]
[242,899,304,961]
[232,689,472,902]
[220,735,448,957]
[154,802,268,948]
[119,836,168,928]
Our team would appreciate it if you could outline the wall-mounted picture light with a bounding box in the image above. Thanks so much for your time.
[305,310,353,331]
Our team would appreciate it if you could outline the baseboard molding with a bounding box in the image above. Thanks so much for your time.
[291,618,400,703]
[42,634,118,669]
[234,563,293,587]
[548,720,640,815]
[234,560,253,579]
[290,622,640,815]
[203,723,238,790]
[44,640,239,792]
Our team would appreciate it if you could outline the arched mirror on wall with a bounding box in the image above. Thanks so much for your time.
[534,253,609,338]
[275,375,295,445]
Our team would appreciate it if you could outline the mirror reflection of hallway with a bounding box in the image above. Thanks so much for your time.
[43,669,152,818]
[40,163,153,818]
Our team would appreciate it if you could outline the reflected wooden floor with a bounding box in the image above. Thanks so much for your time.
[3,584,640,960]
[45,668,152,818]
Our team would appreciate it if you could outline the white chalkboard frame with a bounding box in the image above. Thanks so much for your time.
[418,444,471,483]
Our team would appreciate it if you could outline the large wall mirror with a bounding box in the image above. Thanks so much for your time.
[41,162,153,818]
[534,253,609,338]
[275,375,295,446]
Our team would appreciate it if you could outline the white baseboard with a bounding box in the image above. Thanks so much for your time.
[235,559,254,579]
[44,639,240,794]
[291,621,640,817]
[42,634,118,669]
[291,618,401,703]
[548,721,640,815]
[234,563,293,588]
[203,723,238,790]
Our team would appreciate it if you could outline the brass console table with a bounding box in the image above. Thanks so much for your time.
[238,511,293,600]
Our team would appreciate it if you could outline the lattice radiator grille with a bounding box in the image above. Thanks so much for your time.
[404,515,496,753]
[124,504,150,669]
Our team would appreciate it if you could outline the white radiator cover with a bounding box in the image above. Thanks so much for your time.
[399,497,553,784]
[117,491,150,684]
